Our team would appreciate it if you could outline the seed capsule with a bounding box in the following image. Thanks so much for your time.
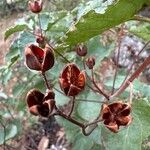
[59,63,86,96]
[25,44,54,72]
[26,89,56,117]
[100,101,132,133]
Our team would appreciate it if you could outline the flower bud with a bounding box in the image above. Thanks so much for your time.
[75,45,87,57]
[28,0,43,13]
[25,44,54,72]
[86,57,95,69]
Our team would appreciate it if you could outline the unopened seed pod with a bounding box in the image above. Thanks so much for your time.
[86,57,95,69]
[28,0,43,13]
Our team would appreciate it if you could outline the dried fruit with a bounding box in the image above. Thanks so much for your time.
[75,45,87,57]
[100,101,132,133]
[59,63,86,96]
[28,0,43,13]
[25,44,54,72]
[26,89,55,117]
[86,57,95,69]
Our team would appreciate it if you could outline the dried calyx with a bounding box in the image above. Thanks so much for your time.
[59,63,86,96]
[26,89,55,117]
[100,101,132,133]
[25,44,54,72]
[28,0,43,13]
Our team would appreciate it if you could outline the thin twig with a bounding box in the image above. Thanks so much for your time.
[55,108,84,128]
[46,41,71,63]
[82,123,98,136]
[41,72,51,90]
[120,41,150,86]
[68,96,75,116]
[91,69,109,100]
[111,27,123,94]
[75,99,105,104]
[82,59,100,93]
[38,14,43,37]
[0,120,6,150]
[110,55,150,99]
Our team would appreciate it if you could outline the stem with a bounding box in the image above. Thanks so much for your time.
[68,96,75,116]
[46,41,70,63]
[38,14,43,37]
[82,124,98,136]
[85,118,102,127]
[82,59,99,93]
[111,27,122,94]
[0,120,6,150]
[121,41,150,86]
[76,99,105,104]
[91,69,109,100]
[110,55,150,99]
[56,108,84,128]
[41,72,51,90]
[133,15,150,23]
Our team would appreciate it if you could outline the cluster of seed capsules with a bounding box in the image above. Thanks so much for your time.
[25,0,132,134]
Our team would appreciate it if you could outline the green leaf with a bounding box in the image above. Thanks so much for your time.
[129,23,150,41]
[100,99,150,150]
[77,92,102,121]
[64,0,148,46]
[4,24,28,40]
[0,124,18,145]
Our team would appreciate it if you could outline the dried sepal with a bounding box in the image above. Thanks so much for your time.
[25,44,54,72]
[59,63,86,96]
[42,44,54,72]
[100,101,132,133]
[26,89,56,117]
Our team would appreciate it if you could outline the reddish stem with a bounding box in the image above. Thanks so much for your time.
[111,55,150,98]
[91,69,109,100]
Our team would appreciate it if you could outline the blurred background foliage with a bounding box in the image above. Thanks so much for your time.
[0,0,150,149]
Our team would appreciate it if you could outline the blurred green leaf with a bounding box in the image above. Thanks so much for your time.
[77,92,102,121]
[0,124,17,145]
[4,24,28,40]
[64,0,148,46]
[129,23,150,41]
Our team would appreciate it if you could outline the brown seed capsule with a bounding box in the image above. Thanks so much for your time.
[59,63,86,96]
[25,44,54,72]
[75,45,87,57]
[100,101,132,133]
[28,0,43,13]
[86,57,95,69]
[26,89,56,117]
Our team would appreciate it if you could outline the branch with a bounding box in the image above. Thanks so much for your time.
[110,55,150,99]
